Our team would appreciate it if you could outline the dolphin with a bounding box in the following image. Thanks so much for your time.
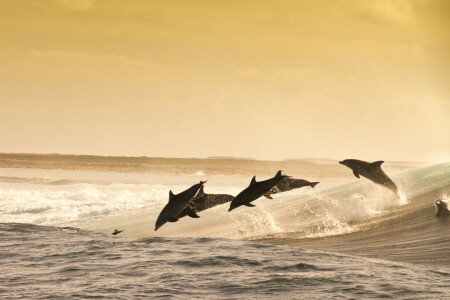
[339,159,398,195]
[154,180,206,231]
[263,178,319,199]
[174,186,234,220]
[435,199,449,217]
[228,170,289,211]
[112,229,123,235]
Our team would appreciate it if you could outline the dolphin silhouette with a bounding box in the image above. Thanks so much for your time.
[264,178,319,199]
[435,199,449,217]
[174,186,234,220]
[112,229,123,235]
[154,180,206,231]
[229,170,289,211]
[339,159,398,195]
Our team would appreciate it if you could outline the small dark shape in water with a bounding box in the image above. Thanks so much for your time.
[435,199,449,217]
[264,178,319,199]
[155,180,206,231]
[339,159,399,195]
[112,229,124,235]
[229,170,289,211]
[175,186,234,220]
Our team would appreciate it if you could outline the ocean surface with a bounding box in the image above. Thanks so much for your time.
[0,162,449,298]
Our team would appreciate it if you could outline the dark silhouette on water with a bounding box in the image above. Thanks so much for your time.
[264,178,319,199]
[112,229,123,235]
[229,170,289,211]
[174,186,234,220]
[155,180,206,231]
[339,159,399,195]
[435,199,449,217]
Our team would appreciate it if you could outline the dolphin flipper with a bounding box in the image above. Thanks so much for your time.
[168,217,179,222]
[187,212,200,218]
[185,203,200,218]
[244,203,256,207]
[264,194,273,199]
[353,170,360,178]
[186,210,200,218]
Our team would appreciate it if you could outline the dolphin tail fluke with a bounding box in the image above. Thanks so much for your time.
[310,182,320,188]
[244,203,256,207]
[264,194,273,199]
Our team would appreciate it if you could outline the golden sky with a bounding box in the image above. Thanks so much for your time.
[0,0,449,162]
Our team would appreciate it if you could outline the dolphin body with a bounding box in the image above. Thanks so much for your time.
[174,186,234,220]
[228,170,289,211]
[339,159,399,195]
[111,229,123,235]
[154,180,206,231]
[264,178,319,199]
[435,199,450,217]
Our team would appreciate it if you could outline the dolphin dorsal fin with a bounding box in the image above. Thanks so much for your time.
[169,190,175,201]
[276,170,282,177]
[372,161,384,168]
[249,176,257,187]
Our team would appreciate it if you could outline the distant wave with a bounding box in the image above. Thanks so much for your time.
[0,176,76,185]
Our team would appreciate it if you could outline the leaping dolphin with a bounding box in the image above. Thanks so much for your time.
[339,159,399,195]
[154,180,206,231]
[174,186,234,220]
[229,170,289,211]
[264,178,319,199]
[435,199,449,217]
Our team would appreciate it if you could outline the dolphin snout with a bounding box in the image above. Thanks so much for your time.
[339,161,344,165]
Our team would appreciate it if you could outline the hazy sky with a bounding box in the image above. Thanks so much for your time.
[0,0,449,162]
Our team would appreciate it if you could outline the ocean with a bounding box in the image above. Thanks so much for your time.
[0,160,449,299]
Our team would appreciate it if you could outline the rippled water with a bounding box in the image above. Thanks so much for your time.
[1,164,449,299]
[1,223,449,299]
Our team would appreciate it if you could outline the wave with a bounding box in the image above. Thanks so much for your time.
[73,162,450,267]
[1,163,448,266]
[109,163,446,239]
[0,223,449,299]
[0,175,77,185]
